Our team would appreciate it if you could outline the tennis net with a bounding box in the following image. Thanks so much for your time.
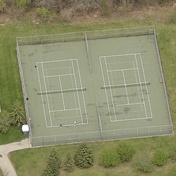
[38,87,86,95]
[101,82,150,89]
[85,32,92,73]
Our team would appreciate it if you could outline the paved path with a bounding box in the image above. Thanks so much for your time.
[0,138,31,176]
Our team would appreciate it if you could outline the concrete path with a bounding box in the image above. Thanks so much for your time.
[0,138,31,176]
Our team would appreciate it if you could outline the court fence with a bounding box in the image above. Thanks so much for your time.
[16,41,33,143]
[31,124,173,147]
[16,26,155,46]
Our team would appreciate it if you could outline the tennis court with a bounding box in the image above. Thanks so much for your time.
[16,27,173,147]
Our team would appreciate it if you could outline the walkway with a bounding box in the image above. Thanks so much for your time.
[0,138,31,176]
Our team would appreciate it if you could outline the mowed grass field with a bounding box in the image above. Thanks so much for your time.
[1,18,176,175]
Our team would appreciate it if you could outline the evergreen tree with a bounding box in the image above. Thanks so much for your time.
[63,153,74,172]
[42,149,61,176]
[74,143,94,168]
[10,100,26,127]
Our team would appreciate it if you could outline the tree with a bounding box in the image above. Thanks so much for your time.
[74,143,94,168]
[63,153,74,172]
[42,149,61,176]
[10,100,26,127]
[0,110,11,133]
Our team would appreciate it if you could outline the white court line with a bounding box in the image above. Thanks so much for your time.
[58,75,66,110]
[122,70,130,104]
[104,57,117,121]
[49,108,80,113]
[71,60,83,123]
[47,122,88,128]
[107,61,134,65]
[44,73,74,78]
[75,60,88,123]
[110,116,152,122]
[70,67,80,120]
[36,63,48,127]
[41,63,53,126]
[45,69,54,113]
[100,57,112,121]
[107,68,138,72]
[36,58,77,65]
[132,61,142,110]
[114,102,144,107]
[45,67,69,71]
[101,82,149,89]
[52,115,81,120]
[135,54,148,118]
[139,53,153,118]
[108,65,118,121]
[99,53,141,59]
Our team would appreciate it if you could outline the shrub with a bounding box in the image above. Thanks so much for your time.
[117,142,135,162]
[63,153,74,173]
[37,7,51,19]
[135,156,153,173]
[153,149,168,166]
[16,0,30,9]
[100,149,120,167]
[74,143,94,168]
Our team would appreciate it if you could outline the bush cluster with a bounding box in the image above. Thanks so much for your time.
[40,141,176,175]
[99,142,135,168]
[41,143,93,175]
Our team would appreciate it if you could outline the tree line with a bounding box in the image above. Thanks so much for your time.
[0,0,174,17]
[41,141,175,176]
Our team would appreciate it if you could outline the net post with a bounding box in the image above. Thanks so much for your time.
[96,104,103,141]
[84,32,92,73]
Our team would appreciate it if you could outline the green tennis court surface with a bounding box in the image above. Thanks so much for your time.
[16,27,173,147]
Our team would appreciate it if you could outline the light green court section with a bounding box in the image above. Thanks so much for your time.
[16,27,173,147]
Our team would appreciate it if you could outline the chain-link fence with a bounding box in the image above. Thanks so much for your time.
[16,26,155,46]
[31,125,173,147]
[16,43,32,144]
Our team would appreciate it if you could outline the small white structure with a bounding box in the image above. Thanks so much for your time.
[22,125,29,135]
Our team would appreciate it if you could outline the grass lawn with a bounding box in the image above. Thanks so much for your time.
[10,136,176,176]
[1,15,176,175]
[0,127,26,145]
